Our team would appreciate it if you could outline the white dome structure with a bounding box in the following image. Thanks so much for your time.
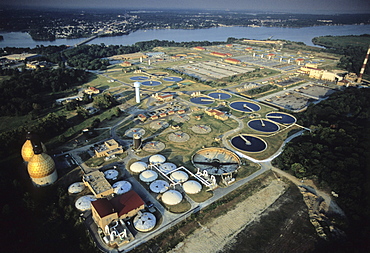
[104,169,119,180]
[130,161,147,173]
[182,180,202,194]
[68,182,85,194]
[75,195,96,211]
[149,154,166,165]
[149,180,170,193]
[139,170,158,183]
[112,181,132,194]
[133,212,157,232]
[162,190,183,205]
[159,162,177,174]
[170,171,189,183]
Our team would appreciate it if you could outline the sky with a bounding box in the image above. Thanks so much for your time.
[2,0,370,14]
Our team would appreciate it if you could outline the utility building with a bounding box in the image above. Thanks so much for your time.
[91,190,145,229]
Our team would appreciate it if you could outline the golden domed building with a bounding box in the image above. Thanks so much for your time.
[21,132,46,163]
[27,142,57,187]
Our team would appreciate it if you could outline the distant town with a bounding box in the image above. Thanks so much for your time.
[1,8,369,41]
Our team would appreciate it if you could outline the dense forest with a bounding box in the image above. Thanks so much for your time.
[0,68,89,116]
[0,113,69,158]
[312,34,370,76]
[273,87,370,251]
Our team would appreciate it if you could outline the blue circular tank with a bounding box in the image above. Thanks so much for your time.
[248,119,279,133]
[141,80,162,86]
[230,101,261,112]
[190,96,215,105]
[231,135,267,152]
[208,92,232,100]
[163,76,183,82]
[266,112,296,124]
[130,76,149,81]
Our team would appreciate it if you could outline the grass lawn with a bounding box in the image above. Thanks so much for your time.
[0,115,33,132]
[163,198,192,213]
[234,162,261,181]
[187,188,213,203]
[84,153,126,167]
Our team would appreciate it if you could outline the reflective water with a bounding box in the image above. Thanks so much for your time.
[1,24,369,48]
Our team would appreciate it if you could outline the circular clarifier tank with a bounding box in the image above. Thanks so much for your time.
[229,101,261,112]
[190,96,214,105]
[163,76,183,82]
[266,112,296,124]
[231,135,267,153]
[248,119,279,133]
[130,76,149,81]
[208,92,231,100]
[141,80,162,86]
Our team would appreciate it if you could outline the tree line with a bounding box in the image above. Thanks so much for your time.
[0,113,69,158]
[312,35,370,76]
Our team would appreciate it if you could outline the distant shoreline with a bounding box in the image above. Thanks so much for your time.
[1,24,369,48]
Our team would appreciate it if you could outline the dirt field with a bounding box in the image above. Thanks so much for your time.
[222,184,319,253]
[168,179,293,253]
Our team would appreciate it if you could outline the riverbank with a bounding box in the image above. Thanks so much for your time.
[1,24,369,48]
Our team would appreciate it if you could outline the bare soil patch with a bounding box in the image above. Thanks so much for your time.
[168,179,288,253]
[222,184,320,253]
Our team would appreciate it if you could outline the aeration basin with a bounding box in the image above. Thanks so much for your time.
[229,101,261,112]
[190,96,214,105]
[231,135,267,153]
[266,112,296,124]
[208,92,231,100]
[248,119,279,133]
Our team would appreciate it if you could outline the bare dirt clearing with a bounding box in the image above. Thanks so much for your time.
[169,179,289,253]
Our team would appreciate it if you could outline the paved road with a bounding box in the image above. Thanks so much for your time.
[221,114,245,151]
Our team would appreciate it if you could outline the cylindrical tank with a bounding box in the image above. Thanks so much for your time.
[133,134,142,150]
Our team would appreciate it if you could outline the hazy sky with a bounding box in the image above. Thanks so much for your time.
[2,0,370,13]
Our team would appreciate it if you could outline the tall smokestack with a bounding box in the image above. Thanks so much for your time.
[358,45,370,83]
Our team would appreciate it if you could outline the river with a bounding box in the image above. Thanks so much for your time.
[0,25,369,48]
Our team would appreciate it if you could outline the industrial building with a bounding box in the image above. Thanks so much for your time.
[193,46,206,51]
[91,190,145,230]
[94,139,124,158]
[299,65,343,82]
[205,109,228,121]
[152,93,174,101]
[83,171,114,198]
[224,58,241,64]
[210,52,232,57]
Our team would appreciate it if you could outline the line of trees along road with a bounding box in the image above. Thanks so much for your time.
[273,87,370,252]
